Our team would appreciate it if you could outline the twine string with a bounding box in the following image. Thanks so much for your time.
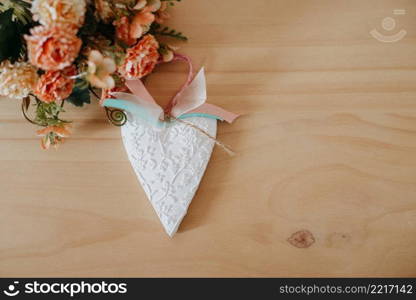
[171,116,235,156]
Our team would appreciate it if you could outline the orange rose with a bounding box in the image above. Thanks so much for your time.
[35,66,76,103]
[118,34,160,79]
[25,26,82,71]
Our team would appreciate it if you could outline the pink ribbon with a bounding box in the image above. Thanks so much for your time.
[124,54,240,123]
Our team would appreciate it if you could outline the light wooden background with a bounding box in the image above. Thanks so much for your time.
[1,0,416,277]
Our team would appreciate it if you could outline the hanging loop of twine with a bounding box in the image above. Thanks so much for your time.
[161,54,236,156]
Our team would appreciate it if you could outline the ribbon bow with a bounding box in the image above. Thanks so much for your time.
[102,54,239,127]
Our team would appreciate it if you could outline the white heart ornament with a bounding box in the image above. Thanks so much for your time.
[121,116,217,237]
[103,64,238,237]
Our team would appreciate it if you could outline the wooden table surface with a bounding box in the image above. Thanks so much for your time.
[1,0,416,277]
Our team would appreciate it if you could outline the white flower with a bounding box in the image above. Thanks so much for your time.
[0,61,38,100]
[86,50,116,89]
[31,0,86,28]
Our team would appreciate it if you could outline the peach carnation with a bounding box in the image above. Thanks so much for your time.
[25,26,82,71]
[130,6,156,39]
[0,61,38,100]
[35,66,76,103]
[31,0,86,28]
[114,4,156,46]
[118,34,160,79]
[114,16,137,46]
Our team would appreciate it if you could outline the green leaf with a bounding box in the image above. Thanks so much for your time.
[66,79,91,107]
[149,23,188,41]
[34,101,67,126]
[0,9,23,63]
[0,0,32,24]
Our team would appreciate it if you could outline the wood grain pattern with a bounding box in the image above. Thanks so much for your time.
[1,0,416,277]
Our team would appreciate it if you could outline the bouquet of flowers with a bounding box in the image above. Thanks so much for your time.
[0,0,186,149]
[1,0,240,236]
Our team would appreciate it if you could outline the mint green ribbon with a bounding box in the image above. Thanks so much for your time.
[103,99,223,128]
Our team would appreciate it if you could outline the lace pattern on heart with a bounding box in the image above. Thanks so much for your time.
[121,117,217,235]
